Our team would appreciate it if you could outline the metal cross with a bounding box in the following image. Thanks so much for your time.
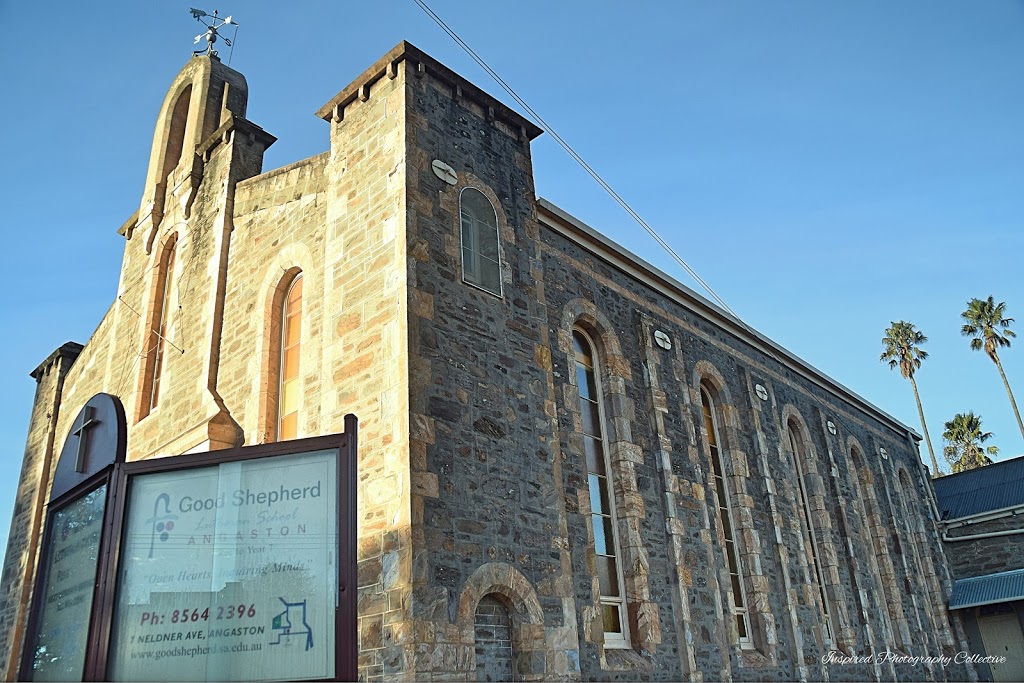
[71,406,100,472]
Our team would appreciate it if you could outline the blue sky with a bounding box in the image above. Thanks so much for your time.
[0,1,1022,555]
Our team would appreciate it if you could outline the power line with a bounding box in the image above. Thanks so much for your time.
[411,0,774,354]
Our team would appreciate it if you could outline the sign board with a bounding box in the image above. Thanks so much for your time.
[26,486,108,681]
[18,398,357,683]
[107,450,339,681]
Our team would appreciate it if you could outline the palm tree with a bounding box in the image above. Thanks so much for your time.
[961,296,1024,440]
[942,412,998,473]
[881,321,941,475]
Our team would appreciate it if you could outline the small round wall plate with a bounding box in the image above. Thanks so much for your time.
[826,421,837,435]
[755,384,768,401]
[879,447,889,459]
[431,159,458,185]
[653,330,672,350]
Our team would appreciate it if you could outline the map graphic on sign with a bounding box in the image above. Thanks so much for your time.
[270,598,314,651]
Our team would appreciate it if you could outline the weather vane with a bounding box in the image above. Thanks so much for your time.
[190,8,239,61]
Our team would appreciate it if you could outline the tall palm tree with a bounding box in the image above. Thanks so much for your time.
[881,321,941,475]
[961,296,1023,440]
[942,412,998,473]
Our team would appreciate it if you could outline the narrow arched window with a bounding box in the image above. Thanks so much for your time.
[278,274,303,440]
[459,187,501,296]
[162,85,192,183]
[701,386,751,647]
[141,235,177,419]
[786,421,835,644]
[573,330,629,647]
[850,446,904,647]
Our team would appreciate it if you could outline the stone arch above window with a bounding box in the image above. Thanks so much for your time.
[459,186,502,296]
[846,438,908,649]
[454,563,547,681]
[555,300,660,657]
[690,362,777,658]
[895,466,954,652]
[257,267,302,443]
[161,84,192,185]
[780,405,850,650]
[252,243,314,445]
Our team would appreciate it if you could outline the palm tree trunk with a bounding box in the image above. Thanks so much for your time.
[909,375,941,475]
[993,354,1024,441]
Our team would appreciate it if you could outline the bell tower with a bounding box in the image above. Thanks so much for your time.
[133,54,249,245]
[118,54,275,456]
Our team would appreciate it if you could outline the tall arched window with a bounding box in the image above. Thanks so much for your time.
[141,234,177,419]
[161,85,192,183]
[786,420,835,644]
[573,330,629,647]
[278,274,303,440]
[849,446,904,647]
[459,187,501,296]
[700,385,751,647]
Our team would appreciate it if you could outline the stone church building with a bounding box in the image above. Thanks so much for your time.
[0,42,978,681]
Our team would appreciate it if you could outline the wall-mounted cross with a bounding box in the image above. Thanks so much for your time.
[71,405,100,472]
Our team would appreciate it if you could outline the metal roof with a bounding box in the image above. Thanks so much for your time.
[949,568,1024,610]
[932,455,1024,520]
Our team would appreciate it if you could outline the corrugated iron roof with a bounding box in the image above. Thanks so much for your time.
[949,568,1024,609]
[932,455,1024,520]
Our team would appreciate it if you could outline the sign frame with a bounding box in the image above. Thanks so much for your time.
[18,393,127,683]
[19,401,357,683]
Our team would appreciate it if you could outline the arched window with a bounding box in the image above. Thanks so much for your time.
[786,420,835,644]
[278,274,303,440]
[700,385,751,647]
[459,187,501,296]
[161,85,192,184]
[573,330,629,647]
[140,235,177,419]
[474,594,515,682]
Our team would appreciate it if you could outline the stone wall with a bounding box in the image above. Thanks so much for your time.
[0,42,977,683]
[0,344,81,679]
[944,514,1024,579]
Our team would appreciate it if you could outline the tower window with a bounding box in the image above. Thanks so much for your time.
[459,188,501,296]
[140,235,177,419]
[573,330,629,648]
[278,274,303,440]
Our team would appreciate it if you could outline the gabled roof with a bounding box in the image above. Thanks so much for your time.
[932,455,1024,520]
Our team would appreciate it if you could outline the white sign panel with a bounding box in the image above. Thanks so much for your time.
[107,450,338,681]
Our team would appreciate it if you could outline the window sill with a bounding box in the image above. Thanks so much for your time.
[461,277,503,299]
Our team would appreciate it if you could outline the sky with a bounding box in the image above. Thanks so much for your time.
[0,1,1022,555]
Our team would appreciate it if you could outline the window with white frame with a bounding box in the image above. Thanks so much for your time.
[459,187,501,296]
[573,330,630,648]
[786,421,835,644]
[700,386,752,647]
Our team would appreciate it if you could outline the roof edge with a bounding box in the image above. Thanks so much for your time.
[314,40,543,140]
[536,198,923,443]
[30,342,84,380]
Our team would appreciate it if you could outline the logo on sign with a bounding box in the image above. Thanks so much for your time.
[145,492,178,558]
[270,598,314,651]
